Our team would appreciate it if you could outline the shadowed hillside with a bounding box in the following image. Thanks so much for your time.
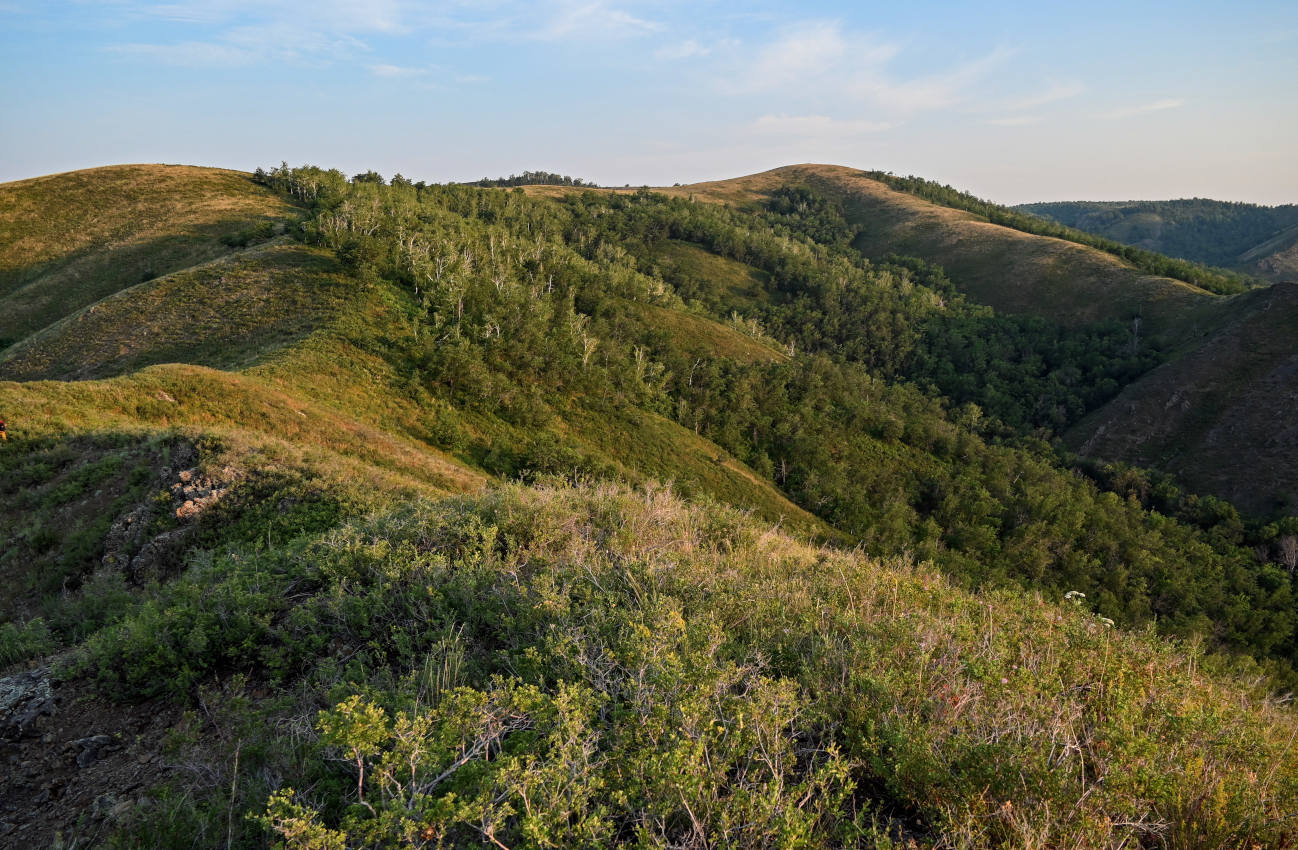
[1071,281,1298,516]
[1017,198,1298,282]
[0,242,352,381]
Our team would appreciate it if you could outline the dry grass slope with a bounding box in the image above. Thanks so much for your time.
[695,166,1223,334]
[0,242,352,381]
[1240,223,1298,281]
[0,363,488,495]
[0,164,297,345]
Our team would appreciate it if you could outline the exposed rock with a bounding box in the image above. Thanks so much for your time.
[127,528,189,583]
[71,734,117,768]
[169,467,229,520]
[99,456,239,581]
[0,669,55,740]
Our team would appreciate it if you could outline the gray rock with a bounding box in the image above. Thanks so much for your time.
[73,734,117,768]
[0,669,55,740]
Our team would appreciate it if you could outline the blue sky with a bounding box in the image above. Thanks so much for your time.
[2,1,1295,203]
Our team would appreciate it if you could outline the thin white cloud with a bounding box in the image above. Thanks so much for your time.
[851,46,1014,112]
[1103,98,1185,119]
[985,115,1040,127]
[751,114,895,136]
[654,39,710,60]
[369,63,426,77]
[106,40,258,67]
[534,1,662,40]
[120,0,409,31]
[1005,81,1085,111]
[730,20,855,93]
[717,21,1008,116]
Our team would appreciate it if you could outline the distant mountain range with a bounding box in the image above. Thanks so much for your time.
[1015,198,1298,282]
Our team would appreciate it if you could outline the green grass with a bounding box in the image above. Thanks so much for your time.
[559,402,838,541]
[649,239,774,313]
[0,363,487,494]
[0,242,352,381]
[0,164,297,345]
[81,480,1298,848]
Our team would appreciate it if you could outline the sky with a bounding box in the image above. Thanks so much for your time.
[1,1,1296,204]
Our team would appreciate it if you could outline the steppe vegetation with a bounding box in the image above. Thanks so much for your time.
[0,163,1295,848]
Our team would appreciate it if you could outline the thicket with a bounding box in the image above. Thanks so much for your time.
[467,171,595,188]
[246,164,1298,685]
[867,172,1256,295]
[90,484,1298,848]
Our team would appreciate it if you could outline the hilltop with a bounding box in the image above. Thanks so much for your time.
[1,162,1296,847]
[535,165,1235,347]
[0,165,298,349]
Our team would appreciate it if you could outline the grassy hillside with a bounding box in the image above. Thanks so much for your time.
[1238,223,1298,281]
[0,242,352,381]
[1018,198,1298,282]
[0,164,297,347]
[3,163,1298,847]
[668,165,1225,339]
[61,481,1298,848]
[1070,281,1298,516]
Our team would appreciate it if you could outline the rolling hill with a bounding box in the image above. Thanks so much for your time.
[637,165,1298,514]
[0,165,298,349]
[531,165,1238,356]
[1016,198,1298,283]
[2,162,1297,848]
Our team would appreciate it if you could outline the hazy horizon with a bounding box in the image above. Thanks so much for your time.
[2,1,1295,206]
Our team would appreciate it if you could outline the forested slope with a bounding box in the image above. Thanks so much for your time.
[1018,198,1298,282]
[637,165,1232,338]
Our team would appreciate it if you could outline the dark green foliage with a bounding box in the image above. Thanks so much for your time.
[241,165,1298,682]
[1017,198,1298,268]
[571,184,1160,434]
[869,172,1257,294]
[468,170,595,188]
[671,355,1297,676]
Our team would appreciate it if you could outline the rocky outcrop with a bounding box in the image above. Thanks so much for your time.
[0,668,54,739]
[98,457,239,583]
